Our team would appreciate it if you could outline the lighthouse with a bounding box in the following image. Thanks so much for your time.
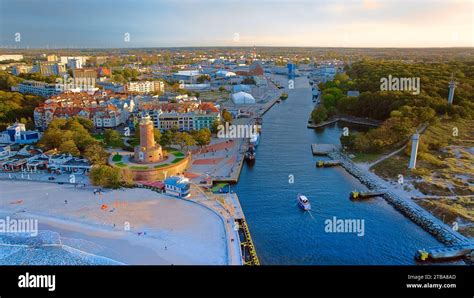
[408,133,420,169]
[448,73,456,105]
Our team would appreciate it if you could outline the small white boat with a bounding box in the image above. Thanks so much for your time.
[297,194,311,211]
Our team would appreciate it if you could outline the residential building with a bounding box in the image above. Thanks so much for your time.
[33,92,130,129]
[126,81,164,94]
[47,55,58,62]
[60,56,88,66]
[34,61,67,76]
[16,80,62,98]
[0,123,41,145]
[97,82,125,93]
[0,54,23,62]
[11,65,33,75]
[72,68,97,89]
[67,58,82,69]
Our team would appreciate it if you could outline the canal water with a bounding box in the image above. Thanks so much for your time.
[232,75,441,265]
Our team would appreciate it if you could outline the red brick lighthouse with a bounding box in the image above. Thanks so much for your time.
[134,115,163,163]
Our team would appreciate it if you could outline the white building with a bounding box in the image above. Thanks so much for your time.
[0,55,23,62]
[126,81,164,94]
[67,58,82,69]
[231,91,256,104]
[172,70,201,83]
[16,80,62,98]
[60,56,88,66]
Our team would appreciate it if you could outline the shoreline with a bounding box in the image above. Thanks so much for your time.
[0,181,229,265]
[328,151,472,247]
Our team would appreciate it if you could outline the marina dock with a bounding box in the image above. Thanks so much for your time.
[311,144,340,155]
[225,193,260,265]
[416,244,474,262]
[236,218,260,265]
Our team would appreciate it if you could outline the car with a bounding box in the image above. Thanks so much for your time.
[48,176,55,180]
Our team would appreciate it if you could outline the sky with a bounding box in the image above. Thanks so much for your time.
[0,0,472,48]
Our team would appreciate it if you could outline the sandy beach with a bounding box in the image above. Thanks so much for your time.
[0,180,228,265]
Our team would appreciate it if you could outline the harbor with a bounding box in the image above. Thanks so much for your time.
[231,74,454,265]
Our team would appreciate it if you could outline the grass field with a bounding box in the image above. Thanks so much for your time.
[369,118,474,237]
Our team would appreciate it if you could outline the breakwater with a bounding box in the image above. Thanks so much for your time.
[328,151,471,246]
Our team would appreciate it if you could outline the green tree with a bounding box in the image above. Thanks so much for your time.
[311,106,328,124]
[222,110,233,123]
[174,132,196,150]
[89,165,122,188]
[59,140,80,156]
[194,128,211,147]
[84,144,109,165]
[104,129,123,148]
[160,130,175,147]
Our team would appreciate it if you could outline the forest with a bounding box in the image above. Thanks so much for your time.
[311,59,474,153]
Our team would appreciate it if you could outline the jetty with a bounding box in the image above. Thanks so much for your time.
[236,218,260,265]
[307,115,382,129]
[311,144,340,155]
[415,244,474,262]
[350,190,385,200]
[316,160,341,168]
[328,151,472,247]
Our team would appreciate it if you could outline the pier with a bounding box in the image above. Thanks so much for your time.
[416,244,474,262]
[316,160,341,168]
[350,190,385,200]
[236,218,260,265]
[311,144,340,155]
[307,115,382,129]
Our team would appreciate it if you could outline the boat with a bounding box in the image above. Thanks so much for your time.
[250,133,260,146]
[245,145,256,162]
[297,193,311,211]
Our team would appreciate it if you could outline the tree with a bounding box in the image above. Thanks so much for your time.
[84,144,109,165]
[104,129,123,148]
[153,129,162,144]
[174,132,196,150]
[89,165,122,188]
[311,106,328,124]
[196,75,210,84]
[211,119,221,134]
[59,140,80,156]
[194,128,211,147]
[218,86,226,92]
[74,117,94,132]
[160,130,175,147]
[222,110,233,123]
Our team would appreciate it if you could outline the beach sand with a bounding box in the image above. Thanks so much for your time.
[0,180,227,265]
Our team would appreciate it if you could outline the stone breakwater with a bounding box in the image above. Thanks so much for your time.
[328,152,471,246]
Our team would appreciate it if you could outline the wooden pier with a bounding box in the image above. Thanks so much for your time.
[311,144,340,155]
